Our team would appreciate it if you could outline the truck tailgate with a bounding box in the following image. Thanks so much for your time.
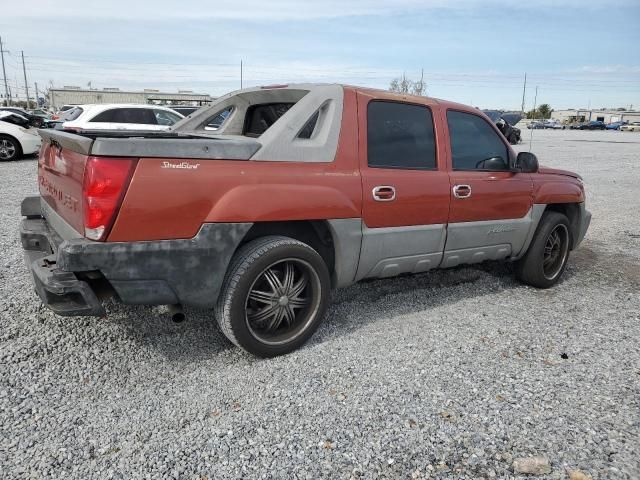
[38,132,93,236]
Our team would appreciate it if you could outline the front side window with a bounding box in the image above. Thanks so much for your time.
[367,101,436,169]
[447,110,509,171]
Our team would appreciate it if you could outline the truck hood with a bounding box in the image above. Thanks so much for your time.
[538,166,582,180]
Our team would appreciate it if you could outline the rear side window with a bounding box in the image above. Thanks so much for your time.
[64,107,84,121]
[367,101,436,170]
[90,108,157,124]
[153,109,181,126]
[447,111,509,171]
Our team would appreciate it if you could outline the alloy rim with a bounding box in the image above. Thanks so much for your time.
[543,224,569,280]
[0,140,16,160]
[244,258,321,345]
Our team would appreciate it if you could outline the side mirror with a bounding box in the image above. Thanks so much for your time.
[514,151,539,173]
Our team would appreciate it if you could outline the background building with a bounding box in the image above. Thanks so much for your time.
[552,109,640,124]
[48,87,213,110]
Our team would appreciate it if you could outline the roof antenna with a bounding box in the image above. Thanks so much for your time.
[528,85,538,152]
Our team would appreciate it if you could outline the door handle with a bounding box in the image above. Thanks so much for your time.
[453,184,472,199]
[372,185,396,202]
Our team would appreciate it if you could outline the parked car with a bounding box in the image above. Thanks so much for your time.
[0,111,42,161]
[543,120,565,130]
[21,84,591,357]
[482,110,521,144]
[0,107,44,127]
[170,105,201,116]
[620,122,640,132]
[606,121,627,130]
[527,121,545,129]
[60,104,184,132]
[575,121,606,130]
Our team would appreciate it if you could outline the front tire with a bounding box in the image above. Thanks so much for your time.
[215,236,331,357]
[515,211,571,288]
[0,135,22,161]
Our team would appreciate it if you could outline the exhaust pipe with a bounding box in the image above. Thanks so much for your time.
[168,304,185,323]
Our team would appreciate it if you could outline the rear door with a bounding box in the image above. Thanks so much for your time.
[443,109,533,267]
[356,92,451,280]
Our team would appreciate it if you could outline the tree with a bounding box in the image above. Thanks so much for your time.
[389,74,427,96]
[537,104,551,119]
[525,104,553,120]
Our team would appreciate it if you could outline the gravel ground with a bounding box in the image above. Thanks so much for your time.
[1,129,639,479]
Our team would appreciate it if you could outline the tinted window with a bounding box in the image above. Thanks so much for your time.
[90,108,157,124]
[298,110,320,139]
[447,111,509,171]
[244,103,295,137]
[64,107,84,121]
[153,109,181,126]
[367,101,436,170]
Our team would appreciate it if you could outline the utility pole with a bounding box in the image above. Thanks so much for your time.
[528,85,538,152]
[520,72,527,115]
[35,82,39,107]
[21,51,31,109]
[0,36,9,106]
[419,68,425,96]
[240,60,243,89]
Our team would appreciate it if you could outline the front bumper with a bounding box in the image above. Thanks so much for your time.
[574,203,591,249]
[20,196,251,316]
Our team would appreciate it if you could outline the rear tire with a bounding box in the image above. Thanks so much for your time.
[515,211,571,288]
[215,236,331,357]
[0,135,22,161]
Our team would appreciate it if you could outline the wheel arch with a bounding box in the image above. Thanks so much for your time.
[543,203,581,249]
[237,220,337,286]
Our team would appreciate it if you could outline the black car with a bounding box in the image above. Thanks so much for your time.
[576,121,606,130]
[0,107,44,127]
[483,110,522,145]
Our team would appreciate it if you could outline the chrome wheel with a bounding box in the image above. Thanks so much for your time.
[0,139,16,160]
[245,258,322,346]
[543,224,569,280]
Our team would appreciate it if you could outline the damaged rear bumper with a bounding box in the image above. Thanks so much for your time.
[20,196,251,317]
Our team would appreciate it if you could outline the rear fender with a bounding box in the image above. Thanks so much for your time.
[205,184,360,223]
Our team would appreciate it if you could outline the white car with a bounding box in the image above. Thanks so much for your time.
[61,104,184,132]
[620,122,640,132]
[0,112,41,161]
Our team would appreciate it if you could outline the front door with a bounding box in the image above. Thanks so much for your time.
[443,109,534,267]
[356,92,451,280]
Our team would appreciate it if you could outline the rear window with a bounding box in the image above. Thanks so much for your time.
[243,103,295,137]
[90,108,157,124]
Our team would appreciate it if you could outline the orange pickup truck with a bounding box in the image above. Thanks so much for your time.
[20,84,591,356]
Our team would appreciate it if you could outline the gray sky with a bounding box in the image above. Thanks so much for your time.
[2,0,639,109]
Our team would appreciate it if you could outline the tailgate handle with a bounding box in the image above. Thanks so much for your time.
[372,185,396,202]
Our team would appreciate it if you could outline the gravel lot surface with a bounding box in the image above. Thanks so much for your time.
[1,130,639,479]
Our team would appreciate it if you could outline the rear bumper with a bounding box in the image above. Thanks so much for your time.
[20,196,251,316]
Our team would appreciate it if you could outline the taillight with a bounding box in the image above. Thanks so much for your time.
[82,156,137,241]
